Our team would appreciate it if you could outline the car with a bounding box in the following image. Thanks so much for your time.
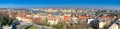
[116,21,120,25]
[116,19,120,25]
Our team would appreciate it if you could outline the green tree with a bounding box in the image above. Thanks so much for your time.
[0,19,2,26]
[1,16,15,26]
[52,22,63,29]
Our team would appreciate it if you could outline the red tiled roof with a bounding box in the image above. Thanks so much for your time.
[63,16,72,22]
[64,16,72,20]
[17,15,33,22]
[101,16,109,20]
[78,16,87,20]
[47,16,58,21]
[34,18,41,22]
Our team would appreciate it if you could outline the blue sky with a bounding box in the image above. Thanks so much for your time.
[0,0,120,9]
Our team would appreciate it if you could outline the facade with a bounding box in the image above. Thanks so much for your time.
[47,14,59,25]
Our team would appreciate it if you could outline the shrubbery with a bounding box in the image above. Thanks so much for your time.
[45,22,63,29]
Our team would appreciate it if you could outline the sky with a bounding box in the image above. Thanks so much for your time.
[0,0,120,9]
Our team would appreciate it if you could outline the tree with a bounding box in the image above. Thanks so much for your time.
[0,19,2,26]
[1,16,15,26]
[52,22,63,29]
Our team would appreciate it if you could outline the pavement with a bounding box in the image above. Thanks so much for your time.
[109,23,118,29]
[108,18,120,29]
[3,26,11,29]
[17,25,30,29]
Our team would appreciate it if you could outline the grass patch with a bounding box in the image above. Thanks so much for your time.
[28,26,39,29]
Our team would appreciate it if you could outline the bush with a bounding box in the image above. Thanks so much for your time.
[52,23,62,29]
[45,22,50,26]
